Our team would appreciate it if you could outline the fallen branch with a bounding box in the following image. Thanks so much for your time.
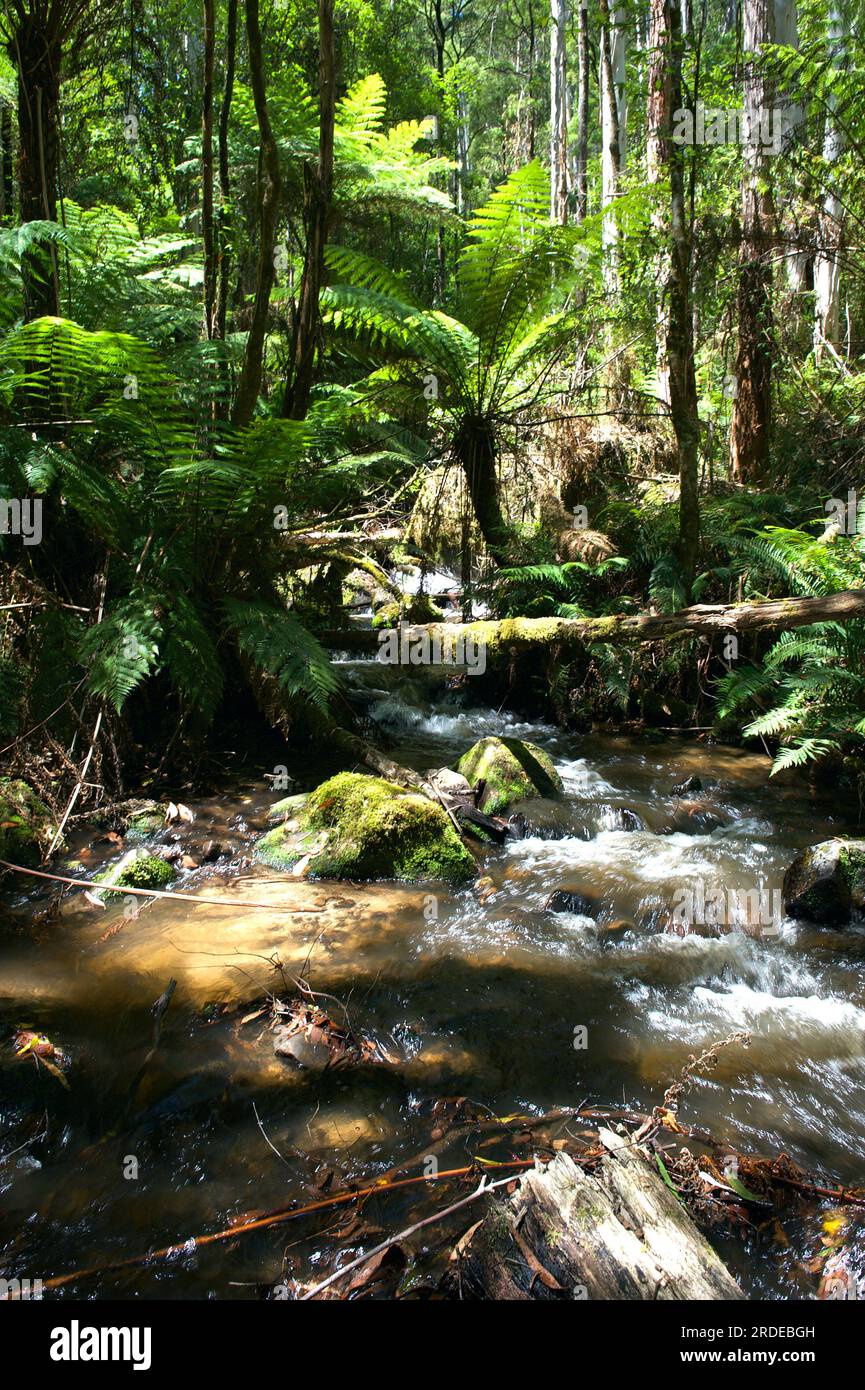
[18,1159,536,1297]
[0,860,325,912]
[300,1172,518,1300]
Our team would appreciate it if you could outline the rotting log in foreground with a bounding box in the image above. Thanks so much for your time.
[454,1128,746,1300]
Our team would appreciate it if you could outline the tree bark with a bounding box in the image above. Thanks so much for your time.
[322,587,865,654]
[599,0,625,286]
[283,0,336,419]
[575,2,589,221]
[813,0,845,359]
[730,0,775,483]
[12,14,62,318]
[202,0,216,339]
[549,0,569,223]
[647,0,700,593]
[455,1132,745,1300]
[0,103,13,223]
[453,415,512,567]
[233,0,282,429]
[215,0,238,343]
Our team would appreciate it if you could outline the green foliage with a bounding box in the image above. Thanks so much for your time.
[717,528,865,774]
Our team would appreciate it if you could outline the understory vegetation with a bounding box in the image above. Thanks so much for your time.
[0,0,864,828]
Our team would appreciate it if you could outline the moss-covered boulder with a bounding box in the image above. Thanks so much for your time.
[96,850,175,892]
[256,772,476,885]
[371,593,444,630]
[0,779,54,866]
[455,737,563,816]
[783,839,865,925]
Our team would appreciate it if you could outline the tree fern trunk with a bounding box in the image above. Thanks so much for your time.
[453,416,511,567]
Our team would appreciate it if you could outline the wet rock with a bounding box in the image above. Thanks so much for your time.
[783,838,865,925]
[598,917,635,940]
[255,771,477,886]
[273,1026,332,1069]
[672,776,703,796]
[267,792,309,822]
[0,779,54,866]
[473,874,498,903]
[428,767,473,799]
[662,802,725,835]
[456,736,563,816]
[545,889,599,917]
[597,805,645,832]
[96,850,176,892]
[199,839,224,863]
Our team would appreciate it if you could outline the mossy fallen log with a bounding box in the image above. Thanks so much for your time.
[321,588,865,655]
[454,1128,745,1301]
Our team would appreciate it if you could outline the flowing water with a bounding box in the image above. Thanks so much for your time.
[2,658,864,1298]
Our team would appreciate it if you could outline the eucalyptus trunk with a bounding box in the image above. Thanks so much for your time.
[730,0,775,483]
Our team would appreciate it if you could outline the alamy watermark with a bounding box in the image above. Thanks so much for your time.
[672,102,793,155]
[377,620,486,674]
[671,879,782,936]
[0,497,42,545]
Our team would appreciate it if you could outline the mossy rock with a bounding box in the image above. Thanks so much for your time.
[783,839,865,925]
[96,851,175,892]
[255,771,476,885]
[267,792,309,822]
[371,594,444,630]
[455,737,563,816]
[0,779,54,866]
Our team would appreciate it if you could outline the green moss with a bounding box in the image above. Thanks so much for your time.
[125,810,165,841]
[267,792,309,821]
[371,594,444,630]
[256,771,476,885]
[456,736,563,815]
[97,853,175,891]
[0,779,54,866]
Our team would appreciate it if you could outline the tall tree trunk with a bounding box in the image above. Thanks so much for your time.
[282,0,335,420]
[599,0,625,287]
[454,416,511,567]
[215,0,238,343]
[233,0,282,429]
[550,0,569,223]
[0,103,13,223]
[813,0,845,359]
[730,0,775,483]
[202,0,216,339]
[648,0,700,593]
[575,2,589,221]
[13,17,61,319]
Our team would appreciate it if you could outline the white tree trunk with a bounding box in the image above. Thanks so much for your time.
[814,0,846,358]
[600,2,626,285]
[550,0,569,222]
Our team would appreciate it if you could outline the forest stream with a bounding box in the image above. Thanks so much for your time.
[2,655,864,1300]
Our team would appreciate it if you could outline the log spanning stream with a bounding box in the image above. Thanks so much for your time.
[2,656,865,1298]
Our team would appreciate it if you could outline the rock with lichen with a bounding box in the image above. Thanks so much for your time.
[455,736,563,816]
[96,850,176,893]
[783,839,865,925]
[256,771,476,885]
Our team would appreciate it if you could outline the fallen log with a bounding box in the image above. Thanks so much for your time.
[453,1128,745,1300]
[320,587,865,656]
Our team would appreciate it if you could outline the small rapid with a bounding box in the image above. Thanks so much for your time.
[2,659,864,1298]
